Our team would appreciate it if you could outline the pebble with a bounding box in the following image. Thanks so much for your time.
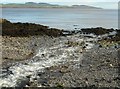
[109,64,113,67]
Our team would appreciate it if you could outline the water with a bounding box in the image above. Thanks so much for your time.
[0,8,118,87]
[2,8,118,30]
[0,34,95,87]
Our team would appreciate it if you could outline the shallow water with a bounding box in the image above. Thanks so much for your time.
[2,8,118,30]
[0,34,95,87]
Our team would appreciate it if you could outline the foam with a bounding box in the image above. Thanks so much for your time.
[0,35,96,87]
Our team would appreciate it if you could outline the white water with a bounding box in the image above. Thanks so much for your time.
[0,34,95,87]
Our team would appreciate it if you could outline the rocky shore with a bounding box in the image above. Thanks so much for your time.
[1,19,63,68]
[36,47,119,88]
[0,19,120,88]
[2,19,63,37]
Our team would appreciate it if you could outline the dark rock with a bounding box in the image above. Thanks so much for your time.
[81,27,114,35]
[41,54,45,57]
[89,84,96,88]
[85,44,89,46]
[107,80,112,83]
[16,77,30,87]
[49,55,55,58]
[26,75,31,79]
[1,19,63,37]
[113,77,120,81]
[99,45,102,48]
[84,78,88,81]
[94,79,99,83]
[106,59,110,62]
[82,46,86,49]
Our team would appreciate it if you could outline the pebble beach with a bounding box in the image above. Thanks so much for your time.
[0,19,120,88]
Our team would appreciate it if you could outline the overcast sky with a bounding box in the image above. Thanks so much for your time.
[0,0,119,9]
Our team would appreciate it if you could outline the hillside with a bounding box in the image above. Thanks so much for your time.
[72,5,102,9]
[1,2,65,8]
[1,2,102,9]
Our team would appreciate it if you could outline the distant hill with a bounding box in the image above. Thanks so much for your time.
[25,2,59,6]
[72,5,102,9]
[0,2,102,9]
[25,2,38,5]
[1,2,61,8]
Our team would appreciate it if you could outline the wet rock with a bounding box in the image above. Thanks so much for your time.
[113,77,120,81]
[99,44,102,48]
[107,80,112,83]
[49,54,55,58]
[82,46,86,49]
[94,79,99,83]
[81,27,114,35]
[16,77,30,87]
[89,84,96,88]
[2,19,63,37]
[106,59,110,62]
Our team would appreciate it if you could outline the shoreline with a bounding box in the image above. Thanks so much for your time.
[1,19,120,62]
[0,19,120,87]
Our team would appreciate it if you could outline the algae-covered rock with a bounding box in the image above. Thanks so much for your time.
[0,18,10,23]
[81,27,114,35]
[1,19,63,37]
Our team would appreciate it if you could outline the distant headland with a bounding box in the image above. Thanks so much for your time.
[0,2,103,9]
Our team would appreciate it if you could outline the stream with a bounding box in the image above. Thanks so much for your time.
[0,34,96,87]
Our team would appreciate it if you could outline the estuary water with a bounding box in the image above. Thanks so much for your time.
[2,8,118,30]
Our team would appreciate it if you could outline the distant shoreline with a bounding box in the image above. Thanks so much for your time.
[0,4,103,9]
[0,7,103,9]
[1,7,118,11]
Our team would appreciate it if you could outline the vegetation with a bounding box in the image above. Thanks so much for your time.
[0,2,69,8]
[1,19,63,37]
[81,27,114,35]
[0,2,102,9]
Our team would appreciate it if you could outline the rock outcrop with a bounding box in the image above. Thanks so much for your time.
[1,19,63,37]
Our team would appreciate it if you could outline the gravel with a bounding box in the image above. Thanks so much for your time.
[34,47,120,88]
[1,33,120,88]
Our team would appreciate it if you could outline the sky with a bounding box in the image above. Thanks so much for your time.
[0,0,119,9]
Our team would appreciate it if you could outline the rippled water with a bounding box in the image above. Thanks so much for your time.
[2,8,118,30]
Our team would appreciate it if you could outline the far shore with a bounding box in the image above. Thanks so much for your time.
[0,4,103,9]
